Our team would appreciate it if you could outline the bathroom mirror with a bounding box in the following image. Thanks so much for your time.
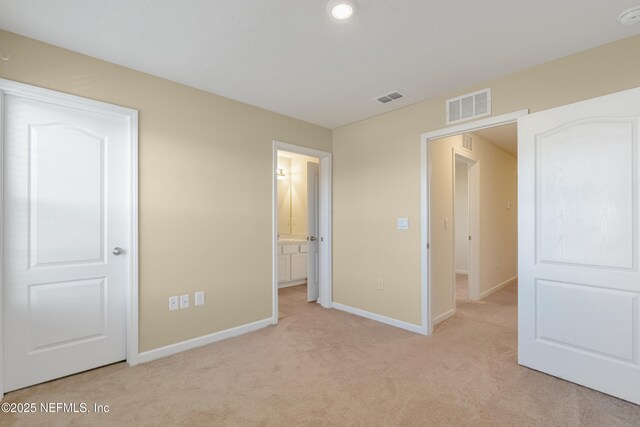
[277,178,291,235]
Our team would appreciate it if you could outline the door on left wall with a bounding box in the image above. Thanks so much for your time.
[2,84,132,392]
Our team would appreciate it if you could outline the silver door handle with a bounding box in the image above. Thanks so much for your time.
[112,247,124,256]
[308,236,317,241]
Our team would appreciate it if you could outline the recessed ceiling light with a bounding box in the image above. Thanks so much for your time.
[327,0,358,20]
[618,6,640,25]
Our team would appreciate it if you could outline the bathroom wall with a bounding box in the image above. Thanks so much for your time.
[277,156,292,235]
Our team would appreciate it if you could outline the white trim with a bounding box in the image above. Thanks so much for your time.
[278,280,307,289]
[332,303,424,334]
[479,276,518,300]
[127,105,140,367]
[468,160,480,301]
[433,308,456,326]
[420,136,431,335]
[138,318,272,363]
[453,151,480,302]
[272,141,332,327]
[0,79,139,395]
[420,110,528,335]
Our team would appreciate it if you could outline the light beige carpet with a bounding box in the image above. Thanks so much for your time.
[2,283,639,426]
[456,273,469,300]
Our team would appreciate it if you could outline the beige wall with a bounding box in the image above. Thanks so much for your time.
[0,30,332,352]
[333,34,640,326]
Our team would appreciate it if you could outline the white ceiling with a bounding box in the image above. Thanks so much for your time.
[472,123,518,157]
[1,1,639,129]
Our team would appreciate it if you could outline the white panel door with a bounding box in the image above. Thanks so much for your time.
[3,89,130,392]
[518,87,640,404]
[307,162,319,302]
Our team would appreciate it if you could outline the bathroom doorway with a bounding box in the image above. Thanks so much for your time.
[272,141,332,324]
[276,150,319,303]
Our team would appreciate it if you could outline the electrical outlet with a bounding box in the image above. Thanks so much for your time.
[169,296,179,311]
[180,294,189,309]
[377,278,384,290]
[195,291,205,306]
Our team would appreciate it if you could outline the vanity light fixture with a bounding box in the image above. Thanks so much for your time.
[327,0,358,20]
[277,168,286,177]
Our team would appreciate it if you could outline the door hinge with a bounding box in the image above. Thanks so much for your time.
[468,235,471,241]
[427,243,430,249]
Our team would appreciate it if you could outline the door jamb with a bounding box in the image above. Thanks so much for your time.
[0,79,139,397]
[420,110,528,334]
[452,152,479,308]
[272,141,332,324]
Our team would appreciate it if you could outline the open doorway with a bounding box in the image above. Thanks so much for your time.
[276,150,320,315]
[453,154,475,303]
[272,141,332,324]
[421,111,526,334]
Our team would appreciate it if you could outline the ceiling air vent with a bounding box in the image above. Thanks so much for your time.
[376,91,404,104]
[446,88,491,125]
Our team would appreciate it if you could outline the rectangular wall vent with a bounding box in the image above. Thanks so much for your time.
[462,134,473,151]
[446,88,491,124]
[376,91,404,104]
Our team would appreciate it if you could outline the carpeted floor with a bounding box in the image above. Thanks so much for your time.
[2,282,639,426]
[456,273,469,300]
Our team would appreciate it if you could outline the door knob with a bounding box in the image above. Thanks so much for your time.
[112,247,124,256]
[308,236,317,242]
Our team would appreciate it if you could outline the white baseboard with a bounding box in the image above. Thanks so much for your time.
[332,302,426,335]
[479,275,518,299]
[455,269,468,275]
[138,318,272,363]
[432,308,455,326]
[278,280,306,289]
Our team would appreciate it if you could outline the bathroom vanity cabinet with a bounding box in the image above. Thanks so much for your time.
[278,240,308,287]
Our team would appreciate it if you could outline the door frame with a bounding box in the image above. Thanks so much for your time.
[452,152,479,307]
[272,141,332,323]
[420,110,527,334]
[0,79,139,396]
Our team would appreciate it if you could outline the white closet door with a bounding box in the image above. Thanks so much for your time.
[518,87,640,404]
[3,88,130,392]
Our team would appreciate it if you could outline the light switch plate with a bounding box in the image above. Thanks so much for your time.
[397,217,409,230]
[195,291,205,306]
[169,296,179,311]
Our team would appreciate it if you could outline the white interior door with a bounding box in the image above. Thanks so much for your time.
[3,87,130,392]
[307,162,319,302]
[518,87,640,404]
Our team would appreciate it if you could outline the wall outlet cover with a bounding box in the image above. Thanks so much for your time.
[180,294,190,309]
